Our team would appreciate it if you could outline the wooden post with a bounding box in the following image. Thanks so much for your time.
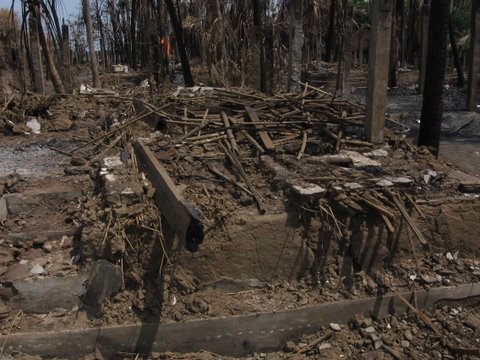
[61,25,73,94]
[365,0,394,143]
[467,0,480,111]
[28,14,45,94]
[418,3,430,94]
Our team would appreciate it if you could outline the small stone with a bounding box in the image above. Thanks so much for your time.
[319,343,332,350]
[446,252,454,261]
[329,322,342,331]
[420,274,436,284]
[344,182,363,190]
[71,156,87,166]
[442,278,451,286]
[284,340,297,352]
[360,326,376,337]
[376,179,394,187]
[30,263,45,275]
[401,340,410,348]
[404,329,413,341]
[369,334,383,350]
[42,242,53,253]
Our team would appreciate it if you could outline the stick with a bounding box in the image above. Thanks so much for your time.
[387,191,428,246]
[297,131,308,160]
[396,293,442,337]
[294,79,410,130]
[90,133,123,162]
[240,130,265,154]
[297,331,333,354]
[0,310,22,358]
[205,163,253,196]
[70,104,168,153]
[221,111,239,154]
[220,142,265,214]
[176,109,210,142]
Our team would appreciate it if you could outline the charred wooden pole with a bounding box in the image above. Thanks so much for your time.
[28,14,45,94]
[467,0,480,111]
[165,0,194,87]
[365,0,394,143]
[61,25,73,94]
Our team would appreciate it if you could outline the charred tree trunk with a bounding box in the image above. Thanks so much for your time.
[28,14,45,93]
[325,0,336,62]
[61,25,73,94]
[288,0,303,91]
[467,0,480,110]
[82,0,101,88]
[449,16,465,87]
[95,0,108,70]
[418,3,429,94]
[399,0,406,67]
[418,0,450,156]
[339,0,353,98]
[165,0,194,86]
[131,0,138,69]
[388,0,398,88]
[252,0,272,94]
[406,0,418,65]
[35,9,65,94]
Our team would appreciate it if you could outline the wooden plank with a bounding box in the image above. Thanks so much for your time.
[0,283,479,358]
[245,106,276,151]
[134,140,203,252]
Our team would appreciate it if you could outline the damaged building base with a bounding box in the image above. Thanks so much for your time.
[0,83,479,359]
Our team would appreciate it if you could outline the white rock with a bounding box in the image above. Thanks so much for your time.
[371,149,389,157]
[103,156,123,169]
[376,179,394,187]
[319,343,332,350]
[446,252,454,261]
[329,323,342,331]
[344,182,363,190]
[30,263,45,275]
[26,118,41,134]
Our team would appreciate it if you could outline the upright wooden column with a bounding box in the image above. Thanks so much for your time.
[62,25,73,94]
[28,14,45,94]
[365,0,394,143]
[467,0,480,111]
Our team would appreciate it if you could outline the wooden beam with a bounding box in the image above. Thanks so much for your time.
[0,283,478,358]
[365,0,394,143]
[134,140,203,252]
[245,106,276,151]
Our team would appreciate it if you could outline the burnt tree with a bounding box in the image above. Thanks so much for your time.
[418,0,450,156]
